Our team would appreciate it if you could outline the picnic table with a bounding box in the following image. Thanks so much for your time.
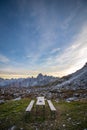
[25,96,56,119]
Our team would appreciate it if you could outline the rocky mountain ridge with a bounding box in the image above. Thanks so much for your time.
[0,63,87,90]
[0,73,58,87]
[52,63,87,91]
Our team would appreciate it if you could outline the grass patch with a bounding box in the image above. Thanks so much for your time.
[0,98,87,130]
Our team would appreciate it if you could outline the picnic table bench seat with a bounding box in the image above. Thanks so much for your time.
[47,100,56,118]
[26,100,35,112]
[47,100,56,111]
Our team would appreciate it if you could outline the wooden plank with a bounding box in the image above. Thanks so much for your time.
[47,100,56,111]
[36,96,45,106]
[37,96,44,99]
[26,100,35,112]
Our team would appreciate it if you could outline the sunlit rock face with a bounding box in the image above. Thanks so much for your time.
[52,63,87,90]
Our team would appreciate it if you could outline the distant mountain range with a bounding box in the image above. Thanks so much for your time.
[0,63,87,90]
[0,73,58,87]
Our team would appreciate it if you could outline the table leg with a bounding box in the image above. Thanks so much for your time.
[36,105,37,119]
[43,105,45,119]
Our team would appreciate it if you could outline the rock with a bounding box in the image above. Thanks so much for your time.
[66,113,69,116]
[0,99,5,104]
[67,117,71,121]
[55,99,59,102]
[65,97,78,102]
[77,122,80,124]
[51,123,53,126]
[20,128,24,130]
[63,124,66,127]
[8,125,17,130]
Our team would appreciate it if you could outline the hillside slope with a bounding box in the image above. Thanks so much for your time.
[52,63,87,91]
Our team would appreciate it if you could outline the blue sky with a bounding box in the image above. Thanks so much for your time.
[0,0,87,78]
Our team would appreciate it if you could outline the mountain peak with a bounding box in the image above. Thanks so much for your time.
[84,62,87,68]
[37,73,43,78]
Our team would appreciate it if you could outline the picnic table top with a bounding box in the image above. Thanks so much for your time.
[36,96,45,106]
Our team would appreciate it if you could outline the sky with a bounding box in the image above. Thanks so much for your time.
[0,0,87,79]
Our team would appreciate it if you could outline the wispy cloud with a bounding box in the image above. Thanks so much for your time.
[0,64,40,78]
[24,1,60,65]
[41,24,87,76]
[50,48,60,54]
[24,21,87,77]
[0,54,10,63]
[61,0,83,30]
[16,0,87,68]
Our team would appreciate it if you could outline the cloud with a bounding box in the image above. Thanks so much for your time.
[0,0,87,78]
[60,24,87,66]
[50,48,60,54]
[0,54,10,63]
[61,0,83,30]
[16,0,85,66]
[26,55,32,59]
[41,23,87,76]
[0,64,40,78]
[24,2,60,66]
[24,23,87,77]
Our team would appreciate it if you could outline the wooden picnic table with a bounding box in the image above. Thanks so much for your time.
[25,97,56,119]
